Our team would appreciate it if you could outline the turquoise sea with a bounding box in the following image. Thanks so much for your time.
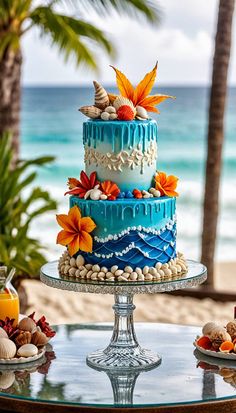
[21,86,236,261]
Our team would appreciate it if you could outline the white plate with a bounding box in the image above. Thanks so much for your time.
[194,340,236,361]
[0,348,45,365]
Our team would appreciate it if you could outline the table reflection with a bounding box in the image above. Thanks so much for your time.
[0,324,236,408]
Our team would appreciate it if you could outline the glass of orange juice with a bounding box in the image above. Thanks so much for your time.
[0,266,19,325]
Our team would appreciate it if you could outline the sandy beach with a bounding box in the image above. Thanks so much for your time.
[23,261,236,327]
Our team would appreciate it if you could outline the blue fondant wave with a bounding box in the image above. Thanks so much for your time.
[76,225,177,269]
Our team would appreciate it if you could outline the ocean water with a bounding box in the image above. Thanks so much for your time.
[21,86,236,261]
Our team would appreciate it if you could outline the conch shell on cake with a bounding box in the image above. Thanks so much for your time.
[79,105,102,119]
[93,81,109,109]
[0,338,17,359]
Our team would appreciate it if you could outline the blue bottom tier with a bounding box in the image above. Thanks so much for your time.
[70,196,177,269]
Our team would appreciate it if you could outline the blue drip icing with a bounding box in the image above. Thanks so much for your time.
[83,119,158,152]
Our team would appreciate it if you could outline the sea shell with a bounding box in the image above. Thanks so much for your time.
[76,255,85,267]
[101,111,110,121]
[31,330,49,347]
[117,105,135,121]
[79,105,102,119]
[84,185,102,200]
[136,105,148,120]
[0,338,17,359]
[0,371,15,390]
[113,96,135,111]
[17,343,38,358]
[15,331,32,347]
[105,106,116,114]
[18,317,36,333]
[202,322,221,337]
[226,321,236,339]
[109,113,118,120]
[209,328,232,350]
[93,81,109,109]
[0,328,8,339]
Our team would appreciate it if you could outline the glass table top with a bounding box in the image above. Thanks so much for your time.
[40,260,207,294]
[0,323,236,408]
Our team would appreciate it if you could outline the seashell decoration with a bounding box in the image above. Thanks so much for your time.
[84,184,102,200]
[0,338,17,359]
[0,328,8,339]
[93,81,109,109]
[18,317,36,333]
[15,331,32,347]
[101,111,110,121]
[79,105,102,119]
[113,96,135,112]
[105,106,116,114]
[136,105,148,120]
[17,343,38,358]
[0,371,15,390]
[31,330,49,347]
[109,113,118,120]
[226,321,236,339]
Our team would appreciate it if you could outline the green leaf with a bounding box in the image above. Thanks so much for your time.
[0,133,57,284]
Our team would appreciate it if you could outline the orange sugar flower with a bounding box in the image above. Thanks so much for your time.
[155,171,179,197]
[100,180,120,200]
[56,205,96,256]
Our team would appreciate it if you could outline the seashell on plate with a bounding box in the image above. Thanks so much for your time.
[15,331,32,347]
[18,317,36,333]
[0,371,15,390]
[31,330,49,347]
[136,105,148,120]
[226,321,236,339]
[202,322,222,337]
[0,338,17,359]
[17,343,38,358]
[79,105,102,119]
[93,81,109,109]
[0,328,8,339]
[101,111,110,121]
[76,255,85,267]
[113,96,135,112]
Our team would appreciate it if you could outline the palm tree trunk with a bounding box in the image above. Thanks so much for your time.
[201,0,235,286]
[0,47,22,159]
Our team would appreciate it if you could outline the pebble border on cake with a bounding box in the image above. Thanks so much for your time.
[58,251,187,282]
[56,64,188,282]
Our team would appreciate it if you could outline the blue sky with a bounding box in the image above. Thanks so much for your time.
[22,0,236,86]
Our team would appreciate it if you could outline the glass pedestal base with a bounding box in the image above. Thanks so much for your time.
[87,294,161,370]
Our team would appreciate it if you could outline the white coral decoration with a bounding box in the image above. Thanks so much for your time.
[84,184,102,200]
[113,96,135,112]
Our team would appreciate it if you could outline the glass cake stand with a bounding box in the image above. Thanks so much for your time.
[40,260,206,371]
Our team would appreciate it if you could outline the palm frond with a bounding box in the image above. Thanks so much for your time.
[71,0,161,23]
[29,6,114,69]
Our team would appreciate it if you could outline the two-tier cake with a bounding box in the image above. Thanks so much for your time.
[57,64,187,282]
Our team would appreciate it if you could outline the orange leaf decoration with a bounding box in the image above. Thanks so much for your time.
[56,205,96,256]
[110,66,134,101]
[219,341,234,353]
[100,180,120,200]
[65,171,99,198]
[111,63,175,114]
[108,93,118,104]
[155,171,179,197]
[196,336,212,350]
[133,63,157,105]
